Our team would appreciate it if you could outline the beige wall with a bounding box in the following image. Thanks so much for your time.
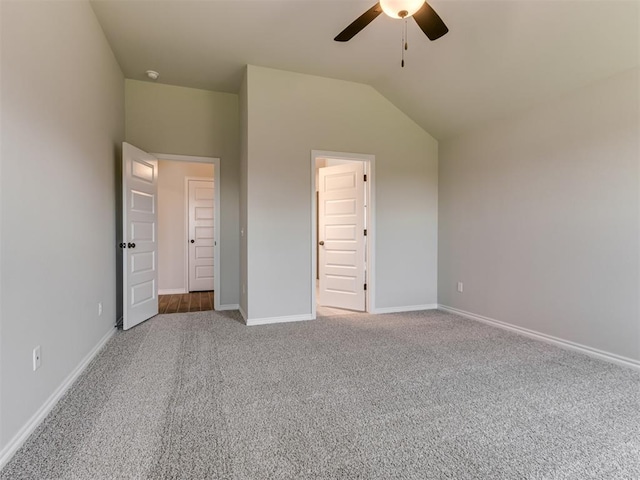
[243,65,438,320]
[0,0,124,452]
[157,160,214,292]
[125,80,240,307]
[439,67,640,362]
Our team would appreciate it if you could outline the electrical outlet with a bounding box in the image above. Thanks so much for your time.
[33,346,41,371]
[457,282,464,293]
[98,302,103,316]
[242,283,246,294]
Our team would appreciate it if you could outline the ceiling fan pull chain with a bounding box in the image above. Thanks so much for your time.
[405,17,408,51]
[401,18,407,67]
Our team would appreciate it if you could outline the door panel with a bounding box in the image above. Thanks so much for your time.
[195,207,213,219]
[325,250,357,266]
[196,265,214,277]
[326,224,357,240]
[123,142,159,330]
[188,180,215,292]
[131,221,154,241]
[195,246,213,259]
[318,163,365,311]
[131,280,155,305]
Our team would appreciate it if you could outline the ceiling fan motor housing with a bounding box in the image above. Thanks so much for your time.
[379,0,425,19]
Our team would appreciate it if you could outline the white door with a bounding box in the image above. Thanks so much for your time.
[122,142,159,330]
[188,180,215,292]
[318,162,366,311]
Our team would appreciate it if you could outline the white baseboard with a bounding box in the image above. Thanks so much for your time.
[216,303,239,311]
[158,288,186,295]
[246,313,314,326]
[0,326,117,469]
[438,305,640,372]
[373,304,438,314]
[239,305,247,322]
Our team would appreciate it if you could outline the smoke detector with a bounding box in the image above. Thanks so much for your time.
[145,70,159,81]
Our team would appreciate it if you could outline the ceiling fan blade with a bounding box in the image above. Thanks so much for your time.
[412,1,449,41]
[334,3,383,42]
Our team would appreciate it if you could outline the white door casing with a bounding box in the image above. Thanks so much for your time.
[122,142,159,330]
[318,162,366,311]
[188,179,215,292]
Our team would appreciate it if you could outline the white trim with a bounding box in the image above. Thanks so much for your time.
[217,303,240,311]
[239,305,248,322]
[311,150,376,317]
[438,305,640,372]
[373,304,438,314]
[152,153,215,164]
[153,153,222,311]
[158,288,186,295]
[0,327,117,469]
[246,313,314,327]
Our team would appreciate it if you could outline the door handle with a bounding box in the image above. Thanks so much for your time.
[319,241,325,246]
[119,242,125,248]
[190,239,195,244]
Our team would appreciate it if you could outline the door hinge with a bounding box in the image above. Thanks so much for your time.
[364,229,367,236]
[364,283,367,291]
[364,174,367,182]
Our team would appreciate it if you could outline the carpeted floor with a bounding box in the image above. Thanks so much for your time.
[2,309,639,479]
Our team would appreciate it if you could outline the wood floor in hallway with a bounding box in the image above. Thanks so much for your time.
[158,291,214,314]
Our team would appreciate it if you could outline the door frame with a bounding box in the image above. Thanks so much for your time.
[311,150,376,318]
[185,176,215,293]
[152,153,221,311]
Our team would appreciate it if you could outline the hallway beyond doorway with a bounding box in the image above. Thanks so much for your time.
[159,291,214,314]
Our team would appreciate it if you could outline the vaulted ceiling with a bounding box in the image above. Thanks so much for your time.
[90,0,639,140]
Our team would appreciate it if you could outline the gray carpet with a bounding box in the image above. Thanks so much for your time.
[2,309,639,479]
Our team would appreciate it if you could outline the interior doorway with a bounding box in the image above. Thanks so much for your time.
[311,151,375,318]
[154,153,221,310]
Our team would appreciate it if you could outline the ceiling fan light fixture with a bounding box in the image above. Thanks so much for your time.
[379,0,425,19]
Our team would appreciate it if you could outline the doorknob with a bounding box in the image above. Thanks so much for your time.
[190,239,195,243]
[319,241,325,246]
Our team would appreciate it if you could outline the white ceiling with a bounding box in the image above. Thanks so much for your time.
[90,0,639,140]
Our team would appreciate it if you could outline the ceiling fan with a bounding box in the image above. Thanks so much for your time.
[334,0,448,43]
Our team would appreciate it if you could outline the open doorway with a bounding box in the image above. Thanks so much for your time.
[311,151,375,318]
[154,153,221,312]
